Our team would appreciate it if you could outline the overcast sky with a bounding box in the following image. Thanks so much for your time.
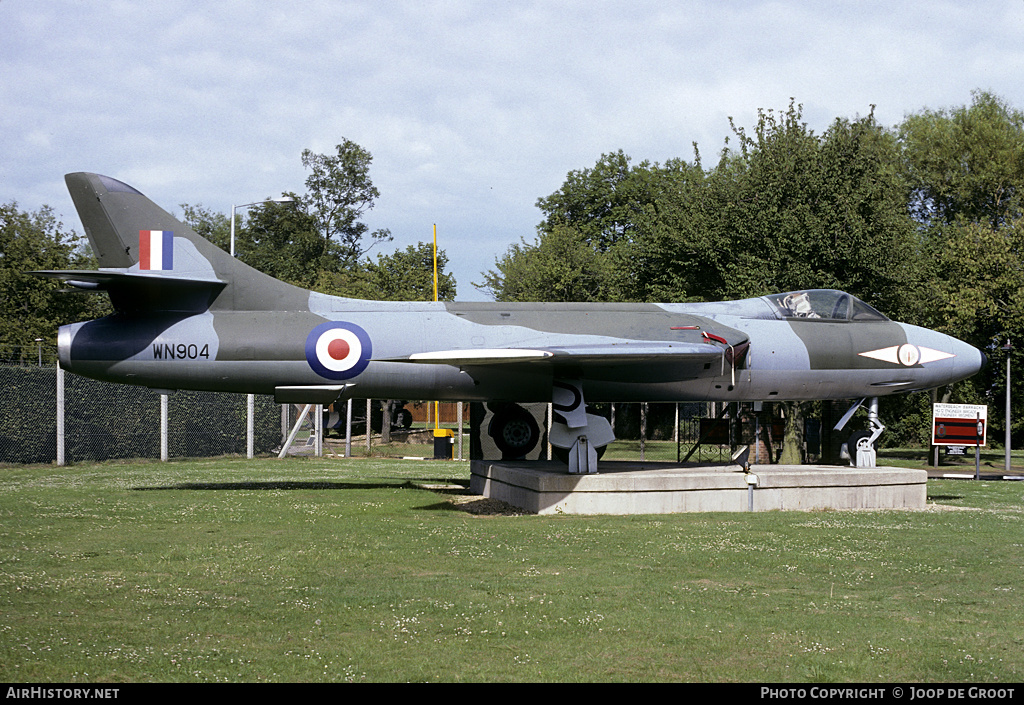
[4,1,1024,301]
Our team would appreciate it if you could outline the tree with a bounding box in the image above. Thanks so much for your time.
[181,140,402,295]
[179,140,459,302]
[704,103,931,458]
[302,140,393,266]
[180,203,232,252]
[486,100,941,460]
[701,102,924,315]
[477,223,614,302]
[0,202,109,358]
[900,92,1024,446]
[535,150,657,253]
[183,197,334,290]
[494,102,924,314]
[364,242,457,302]
[491,151,711,303]
[315,242,457,301]
[900,90,1024,229]
[235,197,333,289]
[617,155,718,303]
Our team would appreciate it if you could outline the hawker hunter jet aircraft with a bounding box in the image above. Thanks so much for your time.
[35,173,985,472]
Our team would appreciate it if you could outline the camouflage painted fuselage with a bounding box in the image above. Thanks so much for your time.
[43,173,984,406]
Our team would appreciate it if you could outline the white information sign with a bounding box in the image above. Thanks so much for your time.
[932,403,987,446]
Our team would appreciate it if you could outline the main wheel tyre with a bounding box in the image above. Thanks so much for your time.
[395,408,413,429]
[844,430,874,463]
[488,405,541,459]
[848,430,874,452]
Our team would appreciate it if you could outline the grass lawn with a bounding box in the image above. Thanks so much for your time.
[1,454,1022,683]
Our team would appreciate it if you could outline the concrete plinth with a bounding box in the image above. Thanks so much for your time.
[469,460,927,515]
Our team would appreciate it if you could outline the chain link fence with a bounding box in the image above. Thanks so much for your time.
[2,349,827,466]
[0,360,280,464]
[0,353,466,464]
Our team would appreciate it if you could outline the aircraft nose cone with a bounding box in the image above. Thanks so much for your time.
[950,337,986,381]
[900,324,986,387]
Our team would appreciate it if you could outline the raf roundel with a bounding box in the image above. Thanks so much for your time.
[305,321,372,380]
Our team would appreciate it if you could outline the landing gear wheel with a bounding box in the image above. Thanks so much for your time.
[844,430,874,465]
[488,405,541,459]
[848,430,873,452]
[395,408,413,429]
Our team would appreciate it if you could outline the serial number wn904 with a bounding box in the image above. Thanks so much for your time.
[153,343,211,360]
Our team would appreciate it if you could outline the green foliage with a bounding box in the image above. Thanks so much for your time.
[900,90,1024,228]
[317,242,457,301]
[236,197,333,289]
[365,241,457,302]
[535,149,656,253]
[620,157,720,302]
[180,203,232,252]
[700,102,924,317]
[484,152,714,303]
[482,92,1024,450]
[177,141,457,301]
[929,218,1024,342]
[880,392,938,448]
[478,223,615,302]
[0,202,109,355]
[899,92,1024,444]
[302,139,393,266]
[486,102,923,315]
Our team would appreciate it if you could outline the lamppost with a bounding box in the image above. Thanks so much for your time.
[230,195,296,457]
[1004,338,1013,474]
[230,196,295,257]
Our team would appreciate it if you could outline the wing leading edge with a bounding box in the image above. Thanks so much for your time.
[385,341,735,367]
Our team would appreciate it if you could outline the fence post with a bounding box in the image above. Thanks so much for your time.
[315,404,323,457]
[246,393,255,458]
[366,399,372,454]
[457,401,464,461]
[160,393,169,461]
[345,398,353,457]
[56,363,65,466]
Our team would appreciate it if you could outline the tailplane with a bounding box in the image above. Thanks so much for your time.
[34,173,310,313]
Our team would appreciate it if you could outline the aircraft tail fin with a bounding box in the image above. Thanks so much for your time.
[51,173,309,313]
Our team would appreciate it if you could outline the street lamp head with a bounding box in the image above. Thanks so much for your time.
[231,195,296,257]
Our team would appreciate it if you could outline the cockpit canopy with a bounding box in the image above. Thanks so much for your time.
[764,289,889,322]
